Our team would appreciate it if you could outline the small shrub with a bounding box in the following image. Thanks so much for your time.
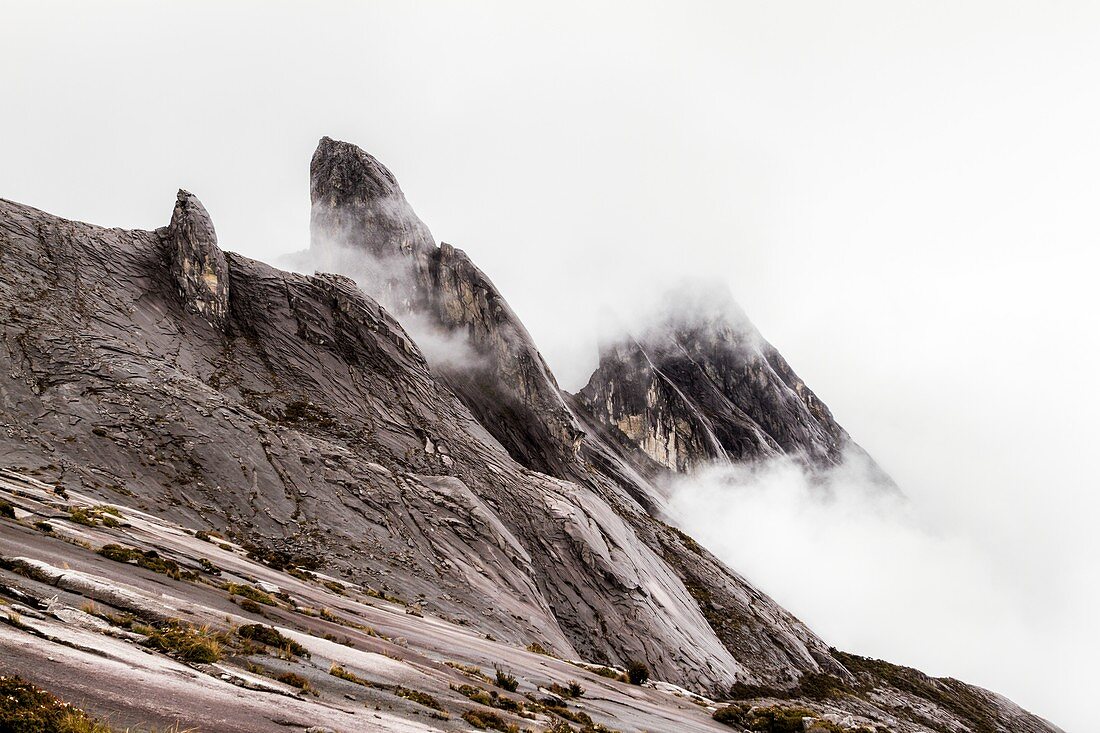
[526,642,553,656]
[241,542,321,572]
[395,686,444,710]
[493,693,527,714]
[446,661,491,681]
[544,723,575,733]
[139,621,222,663]
[225,583,276,606]
[547,681,584,698]
[329,665,371,686]
[494,666,519,692]
[65,505,122,527]
[460,709,517,732]
[0,501,15,519]
[744,705,816,733]
[713,704,749,727]
[276,671,316,695]
[236,623,309,657]
[67,507,98,526]
[322,580,346,594]
[237,598,263,614]
[586,665,628,683]
[0,557,53,583]
[540,702,593,727]
[287,567,316,582]
[34,520,53,533]
[453,684,494,706]
[625,660,649,685]
[97,544,195,580]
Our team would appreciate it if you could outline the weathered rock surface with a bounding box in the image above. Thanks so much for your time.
[577,285,886,477]
[163,189,230,329]
[305,137,583,474]
[0,140,1060,733]
[0,193,829,694]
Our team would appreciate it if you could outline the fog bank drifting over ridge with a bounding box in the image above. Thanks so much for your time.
[666,451,1086,732]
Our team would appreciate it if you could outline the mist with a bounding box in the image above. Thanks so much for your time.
[667,452,1093,729]
[288,232,486,374]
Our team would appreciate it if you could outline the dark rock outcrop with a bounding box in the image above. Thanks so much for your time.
[577,284,882,476]
[162,189,229,329]
[306,137,582,474]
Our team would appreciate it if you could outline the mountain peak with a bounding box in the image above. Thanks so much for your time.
[308,136,436,291]
[305,138,585,473]
[579,282,866,473]
[643,280,757,347]
[311,136,403,204]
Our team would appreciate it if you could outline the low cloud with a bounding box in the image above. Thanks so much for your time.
[398,310,486,372]
[281,237,485,373]
[666,451,1081,728]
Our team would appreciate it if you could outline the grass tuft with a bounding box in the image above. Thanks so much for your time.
[136,621,223,663]
[97,544,196,581]
[225,583,276,606]
[494,667,519,692]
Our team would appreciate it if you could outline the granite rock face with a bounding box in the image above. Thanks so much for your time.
[163,189,230,329]
[0,141,1059,733]
[306,136,582,474]
[577,285,883,476]
[0,193,831,693]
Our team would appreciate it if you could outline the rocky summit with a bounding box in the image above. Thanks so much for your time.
[0,138,1060,733]
[576,286,890,479]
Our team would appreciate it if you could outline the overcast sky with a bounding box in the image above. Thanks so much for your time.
[3,2,1097,730]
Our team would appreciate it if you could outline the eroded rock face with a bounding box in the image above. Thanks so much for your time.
[0,194,834,693]
[577,285,879,475]
[306,137,583,474]
[308,136,436,309]
[0,167,1060,731]
[162,189,229,329]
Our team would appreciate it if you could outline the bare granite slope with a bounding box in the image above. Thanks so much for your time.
[0,192,832,694]
[0,140,1062,732]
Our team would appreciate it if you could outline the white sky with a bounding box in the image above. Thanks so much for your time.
[3,2,1097,730]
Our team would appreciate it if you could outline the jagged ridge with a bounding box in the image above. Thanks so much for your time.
[0,138,1061,732]
[577,285,886,477]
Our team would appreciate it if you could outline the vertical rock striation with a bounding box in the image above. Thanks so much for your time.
[307,137,583,474]
[162,189,229,329]
[577,284,876,474]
